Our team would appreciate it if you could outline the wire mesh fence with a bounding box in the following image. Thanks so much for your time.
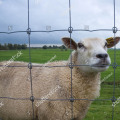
[0,0,120,120]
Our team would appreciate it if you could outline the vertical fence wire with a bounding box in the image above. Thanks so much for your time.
[27,0,35,119]
[68,0,74,119]
[112,0,116,119]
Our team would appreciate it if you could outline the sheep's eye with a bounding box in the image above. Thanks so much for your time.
[78,43,84,48]
[104,42,107,48]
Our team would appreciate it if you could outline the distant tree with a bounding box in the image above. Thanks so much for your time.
[24,44,27,49]
[42,45,47,49]
[4,43,8,50]
[48,46,52,49]
[62,45,66,49]
[0,43,27,50]
[60,45,66,51]
[21,44,27,49]
[0,44,2,50]
[14,44,18,50]
[17,44,21,49]
[8,43,13,50]
[53,45,58,49]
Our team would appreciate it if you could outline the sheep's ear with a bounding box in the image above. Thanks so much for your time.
[106,37,120,48]
[62,37,77,50]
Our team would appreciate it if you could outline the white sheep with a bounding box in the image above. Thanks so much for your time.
[0,37,119,120]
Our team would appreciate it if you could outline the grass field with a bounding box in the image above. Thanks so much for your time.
[0,48,120,120]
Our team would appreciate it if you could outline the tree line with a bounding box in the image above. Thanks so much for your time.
[42,45,67,51]
[0,44,67,50]
[0,43,27,50]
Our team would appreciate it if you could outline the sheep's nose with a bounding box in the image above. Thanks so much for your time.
[96,54,108,59]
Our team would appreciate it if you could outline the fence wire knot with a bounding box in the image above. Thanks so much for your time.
[28,63,32,69]
[112,27,118,33]
[27,28,31,34]
[70,97,74,102]
[111,96,116,102]
[68,27,73,33]
[30,96,35,102]
[112,63,117,69]
[69,63,74,69]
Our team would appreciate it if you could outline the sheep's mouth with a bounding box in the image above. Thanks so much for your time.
[91,60,110,68]
[90,61,110,72]
[91,63,110,68]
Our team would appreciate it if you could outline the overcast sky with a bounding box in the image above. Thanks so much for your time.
[0,0,120,48]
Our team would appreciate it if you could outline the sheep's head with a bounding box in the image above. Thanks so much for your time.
[62,37,120,73]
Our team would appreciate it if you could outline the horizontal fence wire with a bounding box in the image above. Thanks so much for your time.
[0,29,120,34]
[0,97,112,101]
[0,64,120,68]
[0,0,119,119]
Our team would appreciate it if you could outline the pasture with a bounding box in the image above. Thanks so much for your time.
[0,48,120,120]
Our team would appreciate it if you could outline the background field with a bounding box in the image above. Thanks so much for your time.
[0,48,120,120]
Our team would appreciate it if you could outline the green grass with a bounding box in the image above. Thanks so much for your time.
[0,48,120,120]
[0,49,70,63]
[84,85,120,120]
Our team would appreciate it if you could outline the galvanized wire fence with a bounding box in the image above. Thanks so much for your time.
[0,0,119,120]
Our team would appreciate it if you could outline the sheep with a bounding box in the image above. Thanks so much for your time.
[0,37,120,120]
